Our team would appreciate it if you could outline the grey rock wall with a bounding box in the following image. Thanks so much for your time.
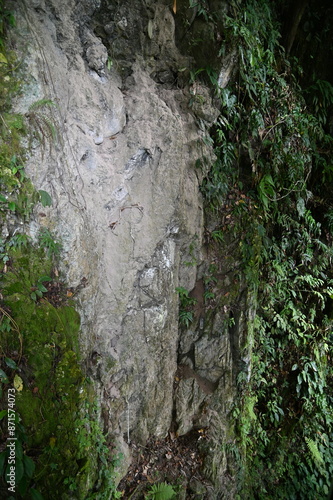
[12,0,250,496]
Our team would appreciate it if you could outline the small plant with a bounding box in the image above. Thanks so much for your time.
[145,482,176,500]
[175,286,196,304]
[107,57,113,70]
[9,154,25,182]
[176,286,197,328]
[184,240,198,267]
[65,401,123,499]
[30,275,52,301]
[26,99,58,153]
[38,228,61,257]
[6,233,30,252]
[203,273,217,305]
[63,476,78,492]
[189,0,211,23]
[211,229,224,244]
[179,310,194,327]
[204,290,215,302]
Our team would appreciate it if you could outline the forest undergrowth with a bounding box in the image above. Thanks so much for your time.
[198,0,333,497]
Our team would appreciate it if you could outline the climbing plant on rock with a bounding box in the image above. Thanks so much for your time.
[199,0,333,497]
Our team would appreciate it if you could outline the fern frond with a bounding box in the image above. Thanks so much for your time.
[305,437,324,468]
[26,98,59,151]
[28,98,56,111]
[245,396,257,421]
[145,482,176,500]
[41,115,57,141]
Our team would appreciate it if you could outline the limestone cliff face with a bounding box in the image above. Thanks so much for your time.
[12,0,250,496]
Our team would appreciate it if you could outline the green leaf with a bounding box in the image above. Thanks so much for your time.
[0,409,7,420]
[258,174,275,210]
[0,369,9,383]
[29,99,56,111]
[175,286,190,298]
[179,311,193,327]
[16,440,23,460]
[107,57,113,70]
[296,197,306,217]
[0,194,7,202]
[15,457,24,482]
[30,488,44,500]
[8,13,16,27]
[211,230,224,243]
[8,202,16,211]
[5,357,17,369]
[0,52,8,64]
[18,474,29,497]
[38,275,52,283]
[23,455,35,478]
[310,361,317,372]
[38,190,52,207]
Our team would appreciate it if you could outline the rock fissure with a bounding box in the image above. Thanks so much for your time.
[177,364,219,396]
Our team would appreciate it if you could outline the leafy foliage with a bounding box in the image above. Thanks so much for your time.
[38,228,62,258]
[199,0,333,497]
[26,99,58,152]
[30,275,52,301]
[145,482,176,500]
[304,79,333,126]
[176,286,197,328]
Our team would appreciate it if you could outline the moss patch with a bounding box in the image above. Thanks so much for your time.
[0,245,121,499]
[0,247,91,497]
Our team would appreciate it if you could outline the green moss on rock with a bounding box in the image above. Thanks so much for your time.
[0,246,117,499]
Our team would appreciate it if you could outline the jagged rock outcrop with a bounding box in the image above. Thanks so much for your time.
[11,0,249,496]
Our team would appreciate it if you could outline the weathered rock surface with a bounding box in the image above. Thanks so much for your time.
[11,0,250,497]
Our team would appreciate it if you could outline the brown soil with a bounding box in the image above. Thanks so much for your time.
[117,430,212,499]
